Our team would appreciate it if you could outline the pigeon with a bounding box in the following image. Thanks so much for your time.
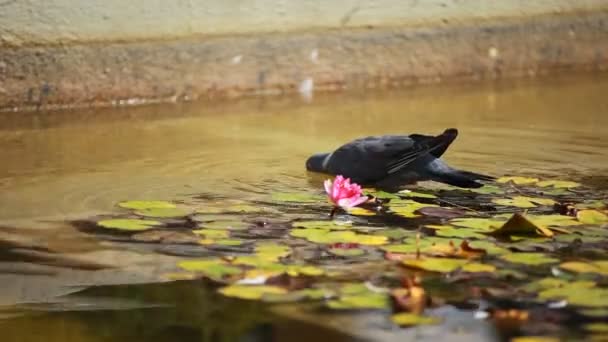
[305,128,494,190]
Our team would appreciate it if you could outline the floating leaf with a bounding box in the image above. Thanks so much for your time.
[135,207,191,218]
[272,192,324,203]
[500,253,559,265]
[450,218,505,231]
[536,180,581,188]
[585,323,608,333]
[400,191,437,199]
[199,239,244,246]
[365,189,399,199]
[327,292,388,310]
[492,196,555,208]
[97,219,162,231]
[389,200,438,218]
[577,210,608,224]
[574,201,606,210]
[489,213,554,237]
[510,337,559,342]
[461,263,496,273]
[178,259,242,281]
[291,229,387,245]
[118,200,175,210]
[218,285,287,300]
[402,257,469,273]
[372,228,415,240]
[470,185,505,195]
[391,313,440,326]
[293,220,352,230]
[497,176,539,185]
[417,207,467,219]
[346,207,376,216]
[328,245,365,257]
[255,243,292,261]
[527,214,581,227]
[559,261,608,276]
[539,283,608,307]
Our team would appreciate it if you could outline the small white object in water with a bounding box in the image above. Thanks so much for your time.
[236,275,267,285]
[473,311,490,320]
[488,47,499,59]
[231,55,243,64]
[298,77,314,102]
[310,49,319,63]
[548,300,568,309]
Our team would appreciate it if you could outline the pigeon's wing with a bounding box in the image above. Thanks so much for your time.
[325,135,417,183]
[385,128,458,174]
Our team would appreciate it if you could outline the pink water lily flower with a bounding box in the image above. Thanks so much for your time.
[324,175,369,209]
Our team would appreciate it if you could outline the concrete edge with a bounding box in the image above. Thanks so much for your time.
[1,10,608,112]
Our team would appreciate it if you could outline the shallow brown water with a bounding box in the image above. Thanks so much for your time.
[1,73,608,341]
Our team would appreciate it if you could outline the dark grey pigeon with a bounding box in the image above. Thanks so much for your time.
[305,128,494,190]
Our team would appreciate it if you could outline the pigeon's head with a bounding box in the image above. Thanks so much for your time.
[306,153,329,172]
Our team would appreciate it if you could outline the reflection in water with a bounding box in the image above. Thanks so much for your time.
[0,73,608,341]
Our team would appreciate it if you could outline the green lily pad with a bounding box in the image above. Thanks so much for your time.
[527,214,581,227]
[435,227,486,239]
[536,180,581,188]
[577,210,608,224]
[135,207,191,218]
[292,220,352,230]
[389,200,438,218]
[346,207,376,216]
[585,323,608,333]
[328,246,366,257]
[271,192,324,203]
[118,200,176,210]
[372,228,416,240]
[365,189,399,199]
[461,263,496,273]
[255,243,292,261]
[539,283,608,307]
[391,313,441,326]
[497,176,539,185]
[492,196,556,208]
[399,191,438,199]
[218,285,287,300]
[178,259,243,281]
[574,201,606,210]
[402,257,469,273]
[97,218,162,231]
[500,253,559,265]
[326,292,388,310]
[470,185,505,195]
[450,218,505,231]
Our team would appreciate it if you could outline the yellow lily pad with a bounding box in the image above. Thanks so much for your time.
[192,229,230,239]
[255,243,292,261]
[177,259,242,281]
[326,292,389,310]
[462,263,497,273]
[97,218,162,231]
[291,228,387,245]
[293,220,352,230]
[492,196,555,209]
[135,207,191,218]
[577,210,608,224]
[346,207,376,216]
[470,185,506,195]
[450,218,505,231]
[559,261,608,276]
[391,313,441,326]
[402,257,468,273]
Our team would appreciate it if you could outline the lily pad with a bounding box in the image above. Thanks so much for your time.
[97,219,162,231]
[577,210,608,224]
[391,313,441,326]
[135,207,191,218]
[559,261,608,276]
[492,196,556,208]
[536,180,581,188]
[346,207,376,216]
[402,257,469,273]
[489,213,554,237]
[218,285,287,300]
[291,229,387,245]
[400,191,437,199]
[450,218,505,231]
[539,283,608,307]
[470,185,505,195]
[198,220,250,230]
[255,243,292,261]
[497,176,539,185]
[192,229,230,239]
[461,263,496,273]
[178,259,243,281]
[434,227,487,239]
[326,292,388,310]
[118,200,175,210]
[500,253,559,265]
[328,245,366,257]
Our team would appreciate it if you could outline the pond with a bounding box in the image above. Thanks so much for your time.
[0,73,607,341]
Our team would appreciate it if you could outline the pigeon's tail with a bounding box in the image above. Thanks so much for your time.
[433,169,493,188]
[425,159,495,188]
